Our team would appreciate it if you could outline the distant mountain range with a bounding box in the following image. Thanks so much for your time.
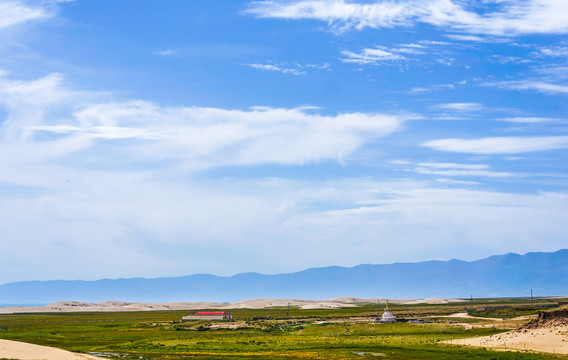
[1,249,567,304]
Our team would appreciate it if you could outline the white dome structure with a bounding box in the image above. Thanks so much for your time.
[379,300,397,323]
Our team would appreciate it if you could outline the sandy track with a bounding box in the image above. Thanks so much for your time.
[0,339,106,360]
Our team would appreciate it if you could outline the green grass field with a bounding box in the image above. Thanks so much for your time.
[0,299,566,359]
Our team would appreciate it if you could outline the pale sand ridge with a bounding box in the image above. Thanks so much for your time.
[451,325,568,354]
[0,297,464,314]
[0,339,106,360]
[450,309,568,355]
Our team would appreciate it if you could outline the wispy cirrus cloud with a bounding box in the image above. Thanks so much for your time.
[443,34,510,43]
[340,41,440,65]
[0,1,49,30]
[422,136,568,155]
[414,163,514,178]
[244,63,305,75]
[244,62,328,75]
[0,73,407,168]
[534,46,568,58]
[340,47,406,64]
[500,117,566,124]
[408,82,459,94]
[484,80,568,95]
[536,66,568,80]
[157,49,176,56]
[431,102,484,112]
[246,0,568,37]
[436,178,480,186]
[394,161,514,178]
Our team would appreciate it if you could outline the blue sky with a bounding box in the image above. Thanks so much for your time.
[1,0,567,284]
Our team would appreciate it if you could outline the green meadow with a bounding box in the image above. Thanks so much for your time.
[0,299,566,360]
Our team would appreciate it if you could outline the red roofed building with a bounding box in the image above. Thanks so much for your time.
[182,311,232,321]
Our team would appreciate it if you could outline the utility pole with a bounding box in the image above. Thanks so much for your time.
[531,289,534,307]
[286,303,290,318]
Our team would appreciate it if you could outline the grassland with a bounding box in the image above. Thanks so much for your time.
[0,298,566,359]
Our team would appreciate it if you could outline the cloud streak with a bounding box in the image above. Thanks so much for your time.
[485,81,568,95]
[340,47,406,64]
[396,162,515,178]
[423,136,568,155]
[432,102,483,112]
[245,63,306,75]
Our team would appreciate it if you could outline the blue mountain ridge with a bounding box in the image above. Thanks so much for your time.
[1,249,566,303]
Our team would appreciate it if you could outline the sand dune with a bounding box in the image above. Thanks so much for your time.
[452,309,568,354]
[0,297,464,314]
[0,339,106,360]
[452,325,568,354]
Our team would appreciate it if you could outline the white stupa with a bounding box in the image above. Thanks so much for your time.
[379,300,397,323]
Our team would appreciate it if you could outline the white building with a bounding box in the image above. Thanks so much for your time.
[378,300,397,323]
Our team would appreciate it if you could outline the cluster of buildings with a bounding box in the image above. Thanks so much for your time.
[182,312,232,321]
[182,300,417,324]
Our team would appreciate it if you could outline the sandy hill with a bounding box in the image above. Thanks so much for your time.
[454,308,568,354]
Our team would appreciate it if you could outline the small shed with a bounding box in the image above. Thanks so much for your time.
[182,312,232,321]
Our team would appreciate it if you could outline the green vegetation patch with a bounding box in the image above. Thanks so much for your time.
[0,300,565,360]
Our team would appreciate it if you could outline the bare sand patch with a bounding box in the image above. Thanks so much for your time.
[451,325,568,354]
[0,339,106,360]
[449,309,568,354]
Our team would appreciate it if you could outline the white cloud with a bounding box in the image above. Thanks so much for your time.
[0,73,415,281]
[415,167,514,178]
[537,66,568,80]
[392,47,425,55]
[444,34,492,42]
[423,136,568,154]
[491,55,532,64]
[246,0,568,37]
[535,46,568,57]
[0,1,49,30]
[417,162,489,170]
[419,40,451,45]
[340,42,434,64]
[437,178,480,185]
[407,82,458,94]
[1,173,567,281]
[408,87,431,94]
[399,162,514,178]
[435,57,454,66]
[399,43,426,49]
[432,102,483,112]
[245,63,306,75]
[485,81,568,94]
[0,73,406,169]
[157,49,176,56]
[292,185,568,267]
[247,0,425,32]
[500,117,565,124]
[340,47,406,64]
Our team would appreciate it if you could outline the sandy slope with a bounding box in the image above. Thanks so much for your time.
[0,297,464,314]
[0,339,106,360]
[451,325,568,354]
